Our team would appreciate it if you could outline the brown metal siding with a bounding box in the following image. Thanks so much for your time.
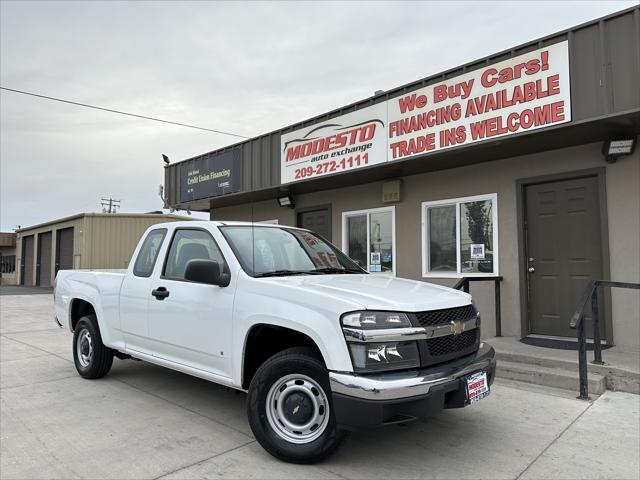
[605,11,640,113]
[165,7,640,206]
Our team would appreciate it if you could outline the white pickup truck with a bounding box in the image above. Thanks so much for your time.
[54,221,495,463]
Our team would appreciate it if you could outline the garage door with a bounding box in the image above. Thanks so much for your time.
[56,227,74,273]
[21,235,35,286]
[37,231,53,287]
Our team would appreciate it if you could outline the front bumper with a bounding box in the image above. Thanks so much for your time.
[329,342,496,429]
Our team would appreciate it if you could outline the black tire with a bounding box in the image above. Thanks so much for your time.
[247,347,347,464]
[72,315,114,379]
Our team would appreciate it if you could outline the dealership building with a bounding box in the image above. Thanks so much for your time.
[164,7,639,349]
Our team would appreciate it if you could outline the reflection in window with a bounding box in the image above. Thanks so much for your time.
[461,200,493,274]
[347,215,367,269]
[423,195,497,276]
[369,211,393,273]
[344,208,395,274]
[428,205,456,272]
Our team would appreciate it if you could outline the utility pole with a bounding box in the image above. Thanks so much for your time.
[101,197,121,214]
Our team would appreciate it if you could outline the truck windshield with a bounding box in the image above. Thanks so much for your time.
[220,226,365,277]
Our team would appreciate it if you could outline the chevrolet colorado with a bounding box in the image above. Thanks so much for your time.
[54,221,495,463]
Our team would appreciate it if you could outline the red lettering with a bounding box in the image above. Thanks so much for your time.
[433,85,447,103]
[541,50,549,71]
[397,94,427,114]
[481,68,498,88]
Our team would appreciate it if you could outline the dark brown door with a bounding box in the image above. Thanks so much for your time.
[37,231,53,287]
[525,176,604,338]
[21,235,35,286]
[56,227,74,273]
[297,207,331,241]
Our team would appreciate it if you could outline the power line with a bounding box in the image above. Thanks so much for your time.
[0,86,250,139]
[101,197,121,214]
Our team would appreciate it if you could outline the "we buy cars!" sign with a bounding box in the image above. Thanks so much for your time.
[281,41,570,184]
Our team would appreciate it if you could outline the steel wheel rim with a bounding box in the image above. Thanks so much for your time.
[76,328,93,368]
[265,373,330,444]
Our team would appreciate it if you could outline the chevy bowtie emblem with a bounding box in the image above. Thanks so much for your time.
[451,320,465,336]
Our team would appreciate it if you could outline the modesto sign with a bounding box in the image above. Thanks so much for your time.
[281,41,570,184]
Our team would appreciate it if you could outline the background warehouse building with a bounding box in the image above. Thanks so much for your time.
[15,213,190,287]
[0,232,17,285]
[164,7,639,349]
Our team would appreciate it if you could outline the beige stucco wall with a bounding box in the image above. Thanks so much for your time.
[211,139,640,349]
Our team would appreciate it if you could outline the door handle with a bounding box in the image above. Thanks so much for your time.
[151,286,170,300]
[528,267,535,273]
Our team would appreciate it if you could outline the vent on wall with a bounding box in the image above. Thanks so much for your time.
[382,180,401,203]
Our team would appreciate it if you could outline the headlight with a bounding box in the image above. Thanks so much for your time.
[341,311,420,372]
[348,341,420,372]
[341,311,412,329]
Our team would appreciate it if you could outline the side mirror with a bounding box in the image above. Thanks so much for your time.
[184,259,230,287]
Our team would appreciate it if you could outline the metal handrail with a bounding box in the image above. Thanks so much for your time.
[453,276,503,337]
[569,279,640,400]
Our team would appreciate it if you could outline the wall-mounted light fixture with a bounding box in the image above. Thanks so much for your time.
[602,137,636,163]
[277,195,295,209]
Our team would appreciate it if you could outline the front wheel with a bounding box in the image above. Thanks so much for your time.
[247,347,346,464]
[72,315,114,379]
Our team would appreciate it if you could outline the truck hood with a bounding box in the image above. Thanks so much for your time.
[263,274,471,312]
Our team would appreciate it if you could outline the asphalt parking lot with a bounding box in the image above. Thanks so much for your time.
[1,294,639,480]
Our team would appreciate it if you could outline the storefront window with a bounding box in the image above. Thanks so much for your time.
[343,207,395,274]
[428,205,456,273]
[422,194,498,277]
[347,215,367,269]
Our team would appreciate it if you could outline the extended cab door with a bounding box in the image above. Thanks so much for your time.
[120,228,168,355]
[147,227,234,378]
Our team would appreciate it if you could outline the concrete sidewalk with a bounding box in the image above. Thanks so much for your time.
[1,294,639,480]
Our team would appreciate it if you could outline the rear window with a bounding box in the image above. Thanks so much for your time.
[133,229,167,277]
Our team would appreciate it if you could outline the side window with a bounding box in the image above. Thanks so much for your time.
[133,229,167,277]
[163,229,226,280]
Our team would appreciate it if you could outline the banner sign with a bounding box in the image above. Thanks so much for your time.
[281,41,570,184]
[280,103,388,184]
[180,149,240,203]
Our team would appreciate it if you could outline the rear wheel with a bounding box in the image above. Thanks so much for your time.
[72,315,113,379]
[247,347,346,464]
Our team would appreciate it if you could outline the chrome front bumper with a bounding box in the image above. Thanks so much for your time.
[329,342,496,401]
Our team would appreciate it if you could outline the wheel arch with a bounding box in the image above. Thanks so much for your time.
[69,298,97,332]
[241,324,325,390]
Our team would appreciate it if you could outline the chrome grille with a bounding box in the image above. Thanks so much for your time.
[415,305,476,327]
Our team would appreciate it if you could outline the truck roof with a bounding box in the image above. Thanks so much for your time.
[158,220,306,230]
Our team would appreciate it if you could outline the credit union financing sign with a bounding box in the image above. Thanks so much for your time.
[180,149,240,203]
[281,41,571,184]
